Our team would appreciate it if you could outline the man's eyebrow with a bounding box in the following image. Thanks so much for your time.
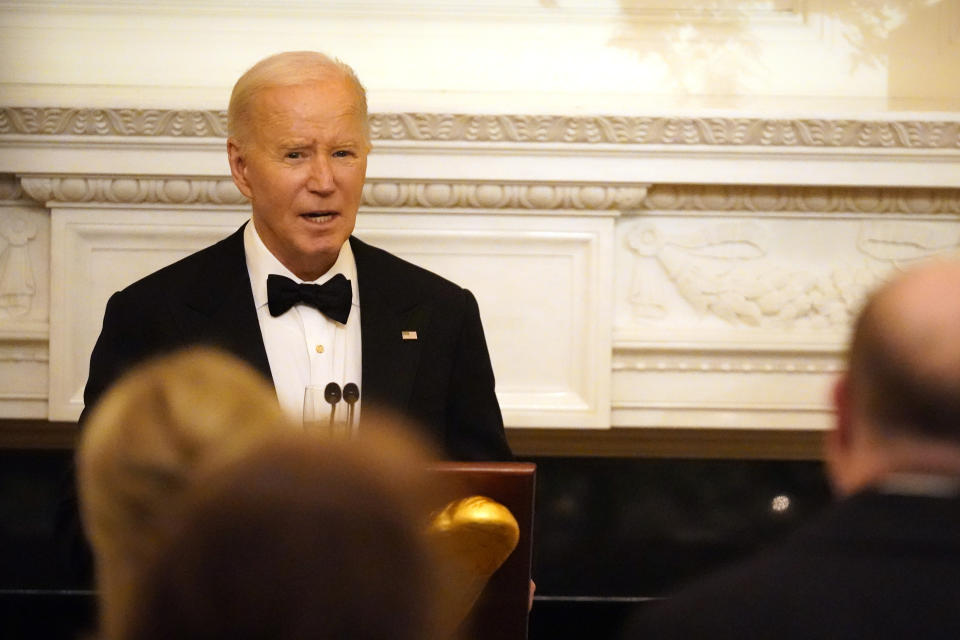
[276,138,311,147]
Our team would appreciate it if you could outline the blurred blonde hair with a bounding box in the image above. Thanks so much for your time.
[77,347,291,639]
[227,50,370,147]
[123,415,447,640]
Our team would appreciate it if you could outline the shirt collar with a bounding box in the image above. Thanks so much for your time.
[876,472,960,498]
[244,220,359,310]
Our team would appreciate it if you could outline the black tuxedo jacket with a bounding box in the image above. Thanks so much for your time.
[58,226,510,583]
[81,224,512,461]
[620,488,960,639]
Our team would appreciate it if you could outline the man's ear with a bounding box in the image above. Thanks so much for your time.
[227,138,254,200]
[825,374,854,494]
[832,374,853,450]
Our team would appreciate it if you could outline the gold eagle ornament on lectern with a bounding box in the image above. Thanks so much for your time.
[427,495,520,629]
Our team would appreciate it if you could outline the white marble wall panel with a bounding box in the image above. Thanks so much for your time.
[3,104,959,434]
[612,347,840,430]
[46,207,613,428]
[612,211,960,430]
[48,208,248,420]
[356,212,614,428]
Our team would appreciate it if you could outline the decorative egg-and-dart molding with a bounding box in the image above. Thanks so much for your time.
[16,175,649,211]
[3,107,960,149]
[12,174,960,215]
[640,184,960,215]
[18,176,247,206]
[361,182,648,210]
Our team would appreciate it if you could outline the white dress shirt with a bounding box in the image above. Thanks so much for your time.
[243,221,362,429]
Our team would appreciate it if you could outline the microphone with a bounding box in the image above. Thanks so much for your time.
[324,382,342,431]
[342,382,360,434]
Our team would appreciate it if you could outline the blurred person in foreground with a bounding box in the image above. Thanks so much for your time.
[620,258,960,640]
[77,347,290,640]
[119,423,448,640]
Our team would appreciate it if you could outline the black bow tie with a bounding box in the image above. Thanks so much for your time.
[266,274,352,324]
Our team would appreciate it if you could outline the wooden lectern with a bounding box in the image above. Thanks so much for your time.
[428,462,536,640]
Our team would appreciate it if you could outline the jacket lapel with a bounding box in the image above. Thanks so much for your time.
[180,224,273,381]
[170,230,428,408]
[352,236,426,413]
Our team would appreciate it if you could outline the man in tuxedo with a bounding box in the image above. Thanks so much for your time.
[81,51,510,462]
[621,259,960,639]
[60,52,512,584]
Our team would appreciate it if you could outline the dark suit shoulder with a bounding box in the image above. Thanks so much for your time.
[620,492,960,640]
[83,226,253,417]
[349,235,510,461]
[117,227,244,300]
[350,235,466,301]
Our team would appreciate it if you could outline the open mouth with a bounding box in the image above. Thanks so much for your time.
[301,212,337,223]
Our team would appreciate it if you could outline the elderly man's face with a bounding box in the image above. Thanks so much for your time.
[228,78,368,281]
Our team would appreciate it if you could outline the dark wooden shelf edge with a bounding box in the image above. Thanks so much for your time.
[0,419,825,459]
[0,420,79,449]
[506,427,825,460]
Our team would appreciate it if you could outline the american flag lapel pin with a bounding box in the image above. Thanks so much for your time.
[401,330,418,341]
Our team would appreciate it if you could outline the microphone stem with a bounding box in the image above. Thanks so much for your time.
[341,383,360,438]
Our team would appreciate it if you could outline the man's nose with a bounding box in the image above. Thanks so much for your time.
[306,156,335,193]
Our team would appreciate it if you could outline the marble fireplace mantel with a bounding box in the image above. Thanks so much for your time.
[2,107,959,443]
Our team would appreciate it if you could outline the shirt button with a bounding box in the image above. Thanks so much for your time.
[315,344,324,354]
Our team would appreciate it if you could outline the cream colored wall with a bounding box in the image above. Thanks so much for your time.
[2,1,959,112]
[1,1,959,438]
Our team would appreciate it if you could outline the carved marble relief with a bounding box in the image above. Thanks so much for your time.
[0,108,228,137]
[639,184,960,215]
[0,176,49,328]
[621,218,960,330]
[3,108,960,149]
[0,213,37,318]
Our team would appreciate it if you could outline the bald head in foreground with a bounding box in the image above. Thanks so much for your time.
[829,259,960,493]
[621,259,960,640]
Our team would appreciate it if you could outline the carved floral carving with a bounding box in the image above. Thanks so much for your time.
[626,220,960,329]
[3,108,959,149]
